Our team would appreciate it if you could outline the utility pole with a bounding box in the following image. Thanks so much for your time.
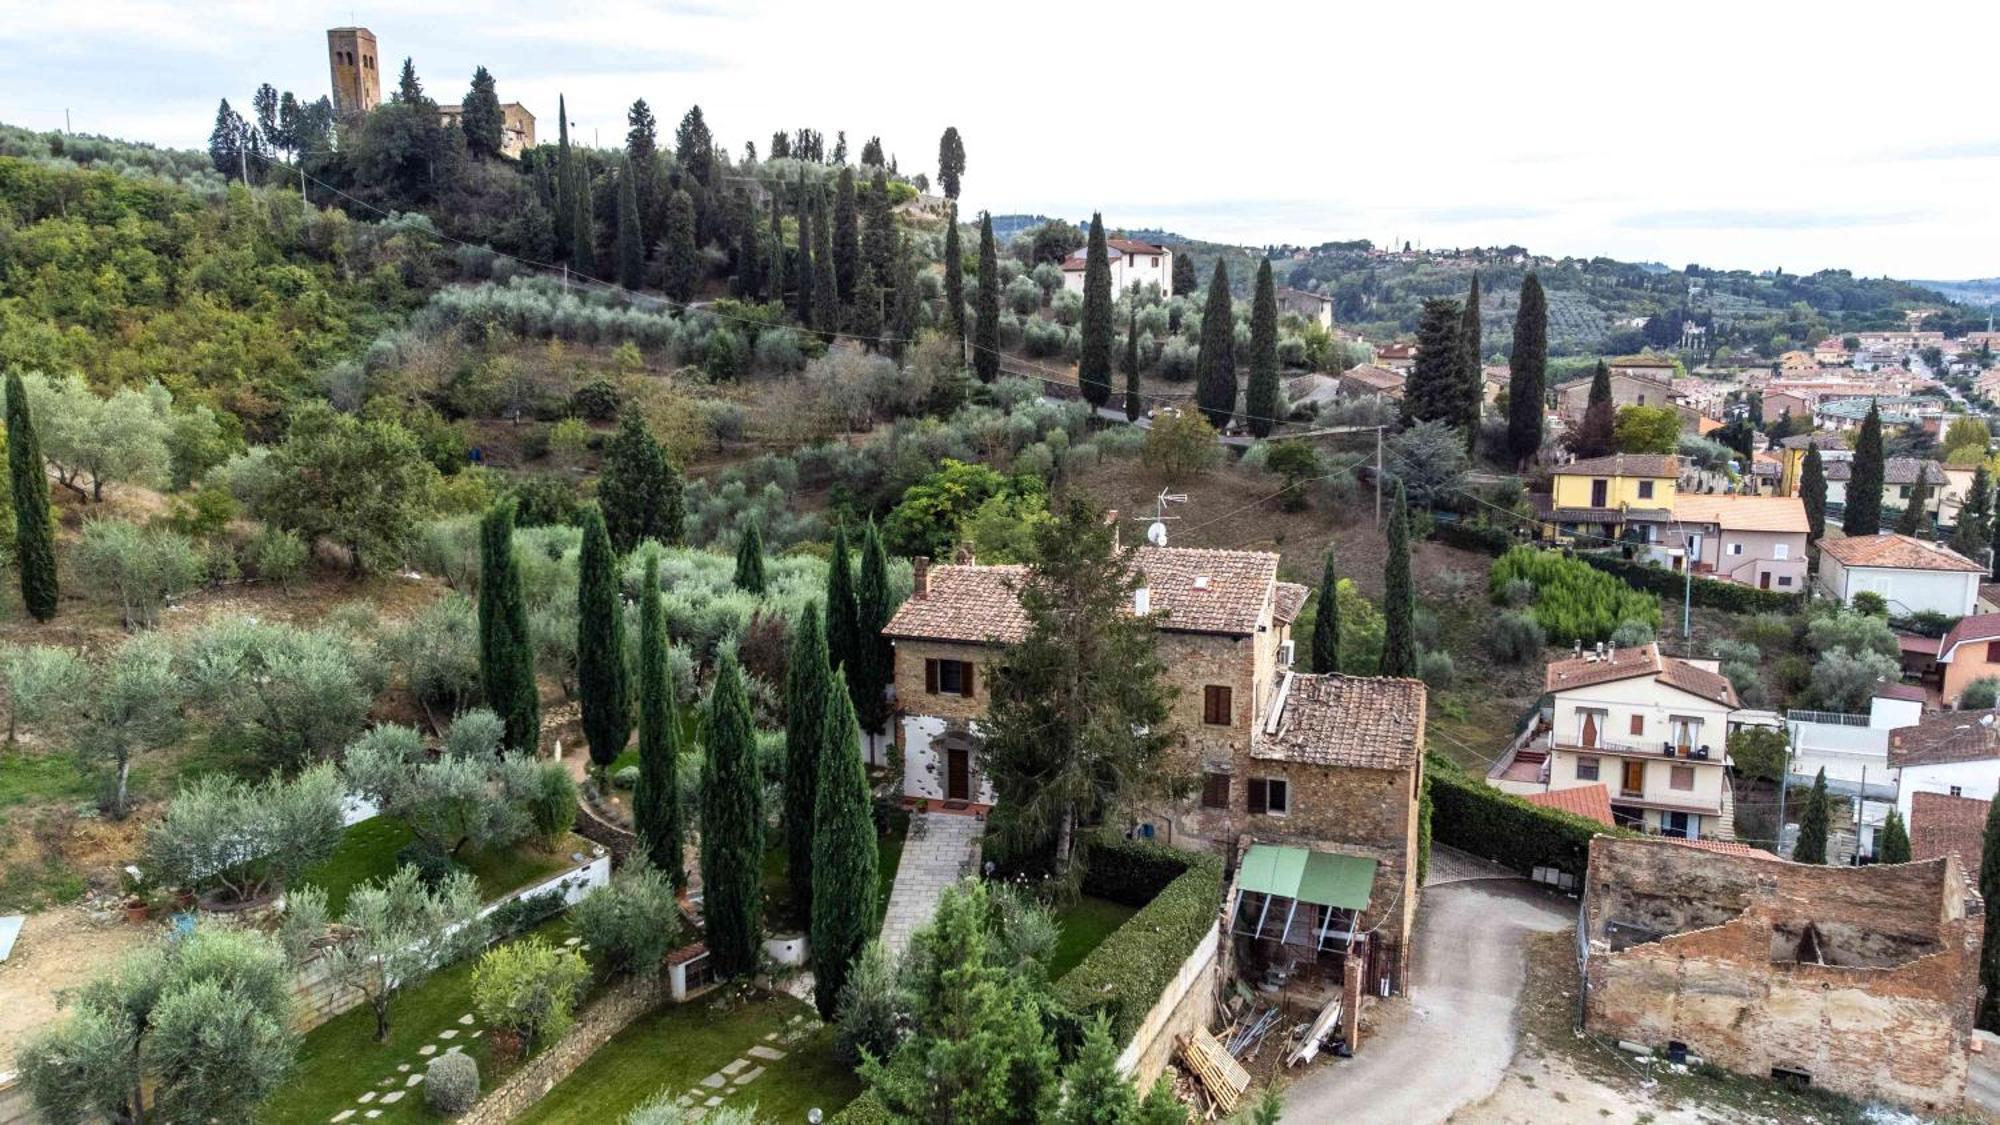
[300,164,308,220]
[1374,425,1384,528]
[1776,722,1796,855]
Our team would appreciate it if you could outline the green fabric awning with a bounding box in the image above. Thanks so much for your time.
[1238,844,1377,911]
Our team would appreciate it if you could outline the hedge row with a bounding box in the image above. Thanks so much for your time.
[827,1090,891,1125]
[1426,758,1619,876]
[1575,552,1801,615]
[1434,520,1517,557]
[1053,837,1224,1046]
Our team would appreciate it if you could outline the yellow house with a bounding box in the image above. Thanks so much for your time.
[1773,431,1849,497]
[1537,454,1679,543]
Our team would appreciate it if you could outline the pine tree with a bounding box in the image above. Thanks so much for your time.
[1953,465,1993,560]
[1792,768,1830,864]
[615,163,645,290]
[813,194,839,336]
[1402,298,1464,429]
[1801,442,1828,545]
[733,521,766,594]
[936,126,965,200]
[782,606,831,927]
[765,191,787,306]
[1845,401,1885,536]
[1898,471,1934,538]
[1380,485,1416,678]
[1137,1077,1189,1125]
[810,665,877,1020]
[598,414,684,552]
[634,552,684,886]
[1878,808,1911,863]
[553,94,574,253]
[1123,308,1143,423]
[395,58,425,104]
[852,520,894,742]
[1078,213,1115,410]
[1457,274,1483,450]
[460,67,504,159]
[1195,260,1237,430]
[1979,794,2000,1028]
[824,524,860,694]
[974,212,1000,383]
[1246,259,1280,439]
[1311,549,1340,674]
[943,207,966,364]
[1507,273,1547,467]
[661,188,698,303]
[832,166,859,306]
[1056,1015,1138,1125]
[569,155,594,273]
[1172,252,1197,297]
[700,654,764,977]
[7,373,57,621]
[575,506,630,779]
[477,500,540,753]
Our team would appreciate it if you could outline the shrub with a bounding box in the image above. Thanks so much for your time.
[486,889,567,941]
[75,520,203,629]
[703,328,747,381]
[1489,548,1661,645]
[1052,837,1222,1045]
[1141,410,1220,481]
[1487,610,1546,664]
[1852,590,1889,618]
[612,764,641,789]
[1434,520,1515,557]
[248,527,308,589]
[1156,337,1197,381]
[1964,678,2000,710]
[571,857,685,978]
[1610,620,1657,648]
[1417,649,1456,688]
[571,379,621,422]
[424,1051,480,1116]
[471,937,590,1055]
[1573,552,1799,615]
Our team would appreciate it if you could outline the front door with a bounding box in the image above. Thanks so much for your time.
[946,747,971,802]
[1759,571,1772,590]
[1621,760,1645,798]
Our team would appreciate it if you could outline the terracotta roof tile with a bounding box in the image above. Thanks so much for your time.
[1556,454,1680,478]
[1910,791,1990,869]
[1341,364,1406,392]
[1818,533,1985,573]
[1251,672,1425,770]
[1939,612,2000,661]
[1779,432,1849,451]
[1544,643,1739,707]
[1672,839,1784,861]
[1821,457,1947,486]
[1669,495,1809,533]
[1888,709,2000,768]
[882,564,1030,644]
[1272,582,1309,625]
[1524,784,1614,826]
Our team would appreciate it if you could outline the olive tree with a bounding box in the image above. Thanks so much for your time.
[340,711,539,860]
[377,594,481,728]
[570,855,684,979]
[73,519,203,629]
[20,373,172,502]
[323,865,488,1041]
[2,643,86,745]
[145,763,346,903]
[181,620,373,768]
[77,634,185,819]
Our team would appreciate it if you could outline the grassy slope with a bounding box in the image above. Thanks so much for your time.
[297,817,587,915]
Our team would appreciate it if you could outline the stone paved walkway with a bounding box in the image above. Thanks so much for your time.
[879,813,983,954]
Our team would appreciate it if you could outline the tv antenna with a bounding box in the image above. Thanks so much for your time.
[1135,489,1187,547]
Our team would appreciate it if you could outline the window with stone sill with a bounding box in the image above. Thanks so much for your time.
[1247,777,1288,816]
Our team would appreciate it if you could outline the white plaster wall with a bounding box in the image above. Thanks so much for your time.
[1897,760,2000,822]
[1827,564,1978,617]
[900,714,997,804]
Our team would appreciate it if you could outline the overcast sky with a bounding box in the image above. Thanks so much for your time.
[6,0,1998,281]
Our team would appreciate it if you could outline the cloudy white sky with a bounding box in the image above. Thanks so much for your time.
[5,0,1997,280]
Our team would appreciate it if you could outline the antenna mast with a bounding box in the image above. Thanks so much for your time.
[1134,488,1187,547]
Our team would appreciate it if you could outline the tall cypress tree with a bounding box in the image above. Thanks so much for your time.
[852,520,894,743]
[782,605,831,926]
[634,552,684,886]
[7,373,58,621]
[813,193,839,335]
[1123,308,1142,423]
[477,500,540,753]
[1457,275,1483,451]
[1801,442,1828,545]
[974,212,1000,383]
[1195,260,1237,430]
[766,191,786,306]
[863,167,894,288]
[1171,252,1196,297]
[569,154,594,274]
[1571,360,1616,459]
[1898,471,1934,538]
[554,94,573,253]
[1402,298,1464,429]
[598,414,684,552]
[700,653,764,977]
[795,180,815,327]
[1380,486,1416,678]
[661,188,698,303]
[1507,274,1547,467]
[575,506,630,779]
[1246,259,1280,439]
[1878,809,1911,864]
[1793,768,1830,864]
[1310,549,1340,674]
[733,520,766,594]
[1845,401,1885,536]
[615,163,644,290]
[832,166,860,307]
[810,666,877,1020]
[1078,213,1114,410]
[1979,794,2000,1028]
[824,523,860,693]
[1952,465,1992,560]
[943,206,965,364]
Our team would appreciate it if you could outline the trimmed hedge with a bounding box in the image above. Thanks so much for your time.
[1574,552,1800,615]
[1427,756,1623,876]
[1053,837,1223,1046]
[827,1090,891,1125]
[1434,520,1516,557]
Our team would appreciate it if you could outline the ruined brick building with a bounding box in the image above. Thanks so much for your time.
[1580,837,1982,1113]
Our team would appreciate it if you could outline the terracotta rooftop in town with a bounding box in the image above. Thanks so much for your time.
[1523,783,1614,826]
[1818,533,1985,573]
[1779,432,1850,451]
[1910,791,1990,871]
[1543,643,1740,707]
[1555,453,1679,478]
[1340,364,1406,392]
[1822,458,1947,486]
[1252,672,1426,771]
[1669,494,1809,533]
[1941,612,2000,661]
[1671,839,1785,862]
[1272,582,1309,625]
[1888,709,2000,768]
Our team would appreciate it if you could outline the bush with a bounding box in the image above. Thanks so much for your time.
[471,937,590,1055]
[571,857,684,978]
[1852,590,1888,618]
[612,765,641,789]
[1142,410,1220,481]
[1051,837,1222,1045]
[1572,552,1799,615]
[486,889,567,941]
[424,1051,480,1116]
[1964,678,2000,709]
[1417,649,1456,688]
[248,527,308,589]
[571,379,621,422]
[1487,610,1546,664]
[1610,620,1657,648]
[1489,548,1661,645]
[1434,520,1515,557]
[1427,758,1619,877]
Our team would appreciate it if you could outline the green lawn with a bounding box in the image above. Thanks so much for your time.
[1048,894,1141,979]
[759,809,908,933]
[0,748,95,811]
[298,817,587,915]
[516,990,860,1125]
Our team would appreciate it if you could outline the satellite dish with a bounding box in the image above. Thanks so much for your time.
[1147,521,1169,546]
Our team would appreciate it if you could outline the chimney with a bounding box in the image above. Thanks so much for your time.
[1133,569,1151,616]
[913,556,930,599]
[954,545,975,566]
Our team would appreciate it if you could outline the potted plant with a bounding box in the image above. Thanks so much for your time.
[124,896,152,924]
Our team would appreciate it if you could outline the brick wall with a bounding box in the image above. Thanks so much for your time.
[457,976,665,1125]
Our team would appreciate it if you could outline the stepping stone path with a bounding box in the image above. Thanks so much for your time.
[359,1093,376,1104]
[380,1092,405,1105]
[880,813,982,955]
[732,1066,764,1086]
[406,1074,424,1087]
[747,1045,786,1061]
[700,1072,728,1088]
[331,1113,354,1123]
[329,1010,492,1123]
[438,1029,457,1039]
[418,1044,436,1056]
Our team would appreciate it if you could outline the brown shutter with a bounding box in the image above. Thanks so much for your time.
[925,659,938,694]
[1247,778,1268,815]
[1201,773,1230,809]
[962,661,976,698]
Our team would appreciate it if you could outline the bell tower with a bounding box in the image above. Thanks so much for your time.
[327,27,381,119]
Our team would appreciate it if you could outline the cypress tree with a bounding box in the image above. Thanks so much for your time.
[569,155,594,274]
[1898,471,1934,538]
[1793,768,1830,864]
[783,605,831,926]
[615,163,644,290]
[890,237,922,362]
[1380,485,1416,678]
[943,206,966,364]
[852,263,884,346]
[1246,259,1280,438]
[824,523,860,693]
[810,664,877,1020]
[1458,274,1483,451]
[733,520,767,594]
[1571,360,1616,459]
[936,126,965,200]
[1123,307,1142,422]
[477,500,540,753]
[974,212,1000,383]
[833,166,859,306]
[554,94,573,253]
[1402,298,1464,429]
[1801,442,1828,545]
[1979,793,2000,1028]
[575,506,630,779]
[598,414,684,552]
[795,179,815,327]
[1878,808,1911,864]
[700,653,764,977]
[766,191,786,306]
[1507,274,1547,467]
[852,520,894,743]
[1195,260,1237,430]
[662,188,698,303]
[1952,465,1992,560]
[1172,252,1196,297]
[1845,401,1885,536]
[633,552,684,886]
[1587,360,1612,408]
[863,167,894,288]
[7,373,58,621]
[1311,549,1340,674]
[813,193,839,336]
[1078,213,1114,410]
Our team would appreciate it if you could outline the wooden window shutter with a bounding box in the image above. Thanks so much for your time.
[1629,714,1644,736]
[1202,773,1230,809]
[1247,778,1268,815]
[925,659,938,694]
[961,661,976,697]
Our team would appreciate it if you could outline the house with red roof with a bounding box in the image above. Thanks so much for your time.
[1930,612,2000,708]
[1816,533,1983,617]
[1059,237,1173,297]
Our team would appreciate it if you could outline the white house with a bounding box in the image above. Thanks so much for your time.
[1060,237,1172,296]
[1890,709,2000,830]
[1815,533,1983,617]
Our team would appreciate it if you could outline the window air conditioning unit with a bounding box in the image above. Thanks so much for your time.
[1278,640,1296,668]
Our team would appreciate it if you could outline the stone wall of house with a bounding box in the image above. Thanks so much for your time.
[1583,839,1980,1115]
[457,975,664,1125]
[1153,630,1268,850]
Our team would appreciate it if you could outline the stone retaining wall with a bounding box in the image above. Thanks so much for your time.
[458,976,665,1125]
[1115,921,1219,1084]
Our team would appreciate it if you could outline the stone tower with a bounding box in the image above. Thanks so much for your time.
[326,27,381,119]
